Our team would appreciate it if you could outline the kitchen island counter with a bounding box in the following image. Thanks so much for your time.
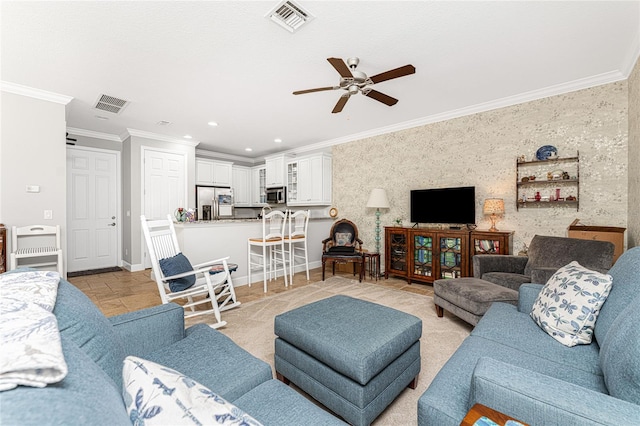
[175,217,331,225]
[174,218,334,286]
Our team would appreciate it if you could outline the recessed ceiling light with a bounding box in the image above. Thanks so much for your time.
[157,120,172,126]
[274,138,282,143]
[208,121,218,127]
[95,115,109,120]
[183,135,192,139]
[245,148,253,152]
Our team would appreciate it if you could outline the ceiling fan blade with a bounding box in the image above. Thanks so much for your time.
[332,94,350,114]
[327,57,353,78]
[364,89,398,106]
[369,64,416,84]
[293,86,339,95]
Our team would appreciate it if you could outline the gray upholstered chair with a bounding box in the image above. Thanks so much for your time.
[473,234,615,288]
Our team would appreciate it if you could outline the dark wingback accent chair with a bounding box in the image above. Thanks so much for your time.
[322,219,365,282]
[473,234,615,289]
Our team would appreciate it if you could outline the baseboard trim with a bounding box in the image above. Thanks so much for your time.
[122,261,145,272]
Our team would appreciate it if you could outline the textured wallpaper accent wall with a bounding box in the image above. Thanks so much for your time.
[332,81,628,261]
[628,57,640,248]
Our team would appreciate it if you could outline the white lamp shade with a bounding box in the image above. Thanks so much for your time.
[483,198,505,215]
[366,188,390,209]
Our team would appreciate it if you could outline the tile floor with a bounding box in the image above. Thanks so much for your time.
[68,266,434,317]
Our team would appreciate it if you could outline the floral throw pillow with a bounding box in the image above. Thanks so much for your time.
[530,261,613,347]
[122,356,262,426]
[335,232,353,246]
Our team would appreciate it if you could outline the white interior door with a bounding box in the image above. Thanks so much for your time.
[67,147,120,272]
[143,148,186,267]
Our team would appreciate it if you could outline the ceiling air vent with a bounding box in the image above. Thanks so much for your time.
[266,1,314,33]
[94,94,129,114]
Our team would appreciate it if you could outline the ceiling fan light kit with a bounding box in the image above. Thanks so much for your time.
[293,57,415,113]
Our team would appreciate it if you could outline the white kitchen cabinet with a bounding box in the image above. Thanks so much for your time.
[265,154,290,188]
[196,159,215,185]
[232,166,251,207]
[196,158,233,187]
[251,166,267,206]
[287,153,332,206]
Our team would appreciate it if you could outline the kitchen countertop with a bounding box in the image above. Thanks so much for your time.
[174,217,333,225]
[172,217,334,286]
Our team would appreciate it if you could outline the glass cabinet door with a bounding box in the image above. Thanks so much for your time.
[287,162,298,203]
[259,168,266,203]
[388,231,407,273]
[413,234,433,278]
[439,236,463,279]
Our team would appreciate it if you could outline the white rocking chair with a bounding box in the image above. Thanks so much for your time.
[141,215,240,329]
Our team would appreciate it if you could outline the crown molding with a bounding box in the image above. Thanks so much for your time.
[195,148,261,164]
[66,127,123,142]
[1,81,73,105]
[293,69,629,153]
[124,129,199,147]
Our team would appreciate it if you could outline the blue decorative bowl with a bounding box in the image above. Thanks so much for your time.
[536,145,558,161]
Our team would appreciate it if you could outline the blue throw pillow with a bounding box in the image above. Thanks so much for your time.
[159,253,196,292]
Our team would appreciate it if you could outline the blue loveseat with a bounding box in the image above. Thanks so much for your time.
[0,275,345,425]
[418,246,640,425]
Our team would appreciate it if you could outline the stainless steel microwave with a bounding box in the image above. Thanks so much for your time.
[266,187,286,204]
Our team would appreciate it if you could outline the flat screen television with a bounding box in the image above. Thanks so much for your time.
[410,186,476,225]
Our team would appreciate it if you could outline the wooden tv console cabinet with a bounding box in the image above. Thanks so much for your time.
[384,227,513,284]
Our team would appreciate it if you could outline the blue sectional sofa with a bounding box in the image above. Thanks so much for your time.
[0,275,345,426]
[418,246,640,425]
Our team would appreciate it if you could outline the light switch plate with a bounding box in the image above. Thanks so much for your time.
[44,210,53,220]
[26,185,40,193]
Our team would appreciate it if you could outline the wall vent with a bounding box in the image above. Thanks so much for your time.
[94,94,129,114]
[266,1,314,33]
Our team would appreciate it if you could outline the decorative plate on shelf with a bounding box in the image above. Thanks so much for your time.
[536,145,558,161]
[548,169,564,180]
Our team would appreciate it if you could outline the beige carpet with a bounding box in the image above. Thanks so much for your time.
[214,276,473,425]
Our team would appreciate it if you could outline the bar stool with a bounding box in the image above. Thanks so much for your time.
[284,209,310,283]
[248,209,288,293]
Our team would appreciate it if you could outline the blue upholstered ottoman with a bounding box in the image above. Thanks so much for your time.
[274,295,422,426]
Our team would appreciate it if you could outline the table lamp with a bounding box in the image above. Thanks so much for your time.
[483,198,505,232]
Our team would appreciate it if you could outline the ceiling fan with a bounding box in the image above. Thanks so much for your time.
[293,57,415,113]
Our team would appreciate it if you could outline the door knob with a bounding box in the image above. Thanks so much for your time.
[108,223,116,226]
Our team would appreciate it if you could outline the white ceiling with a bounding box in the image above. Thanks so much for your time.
[2,1,639,160]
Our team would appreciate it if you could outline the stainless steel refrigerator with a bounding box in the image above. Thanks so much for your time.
[196,186,234,220]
